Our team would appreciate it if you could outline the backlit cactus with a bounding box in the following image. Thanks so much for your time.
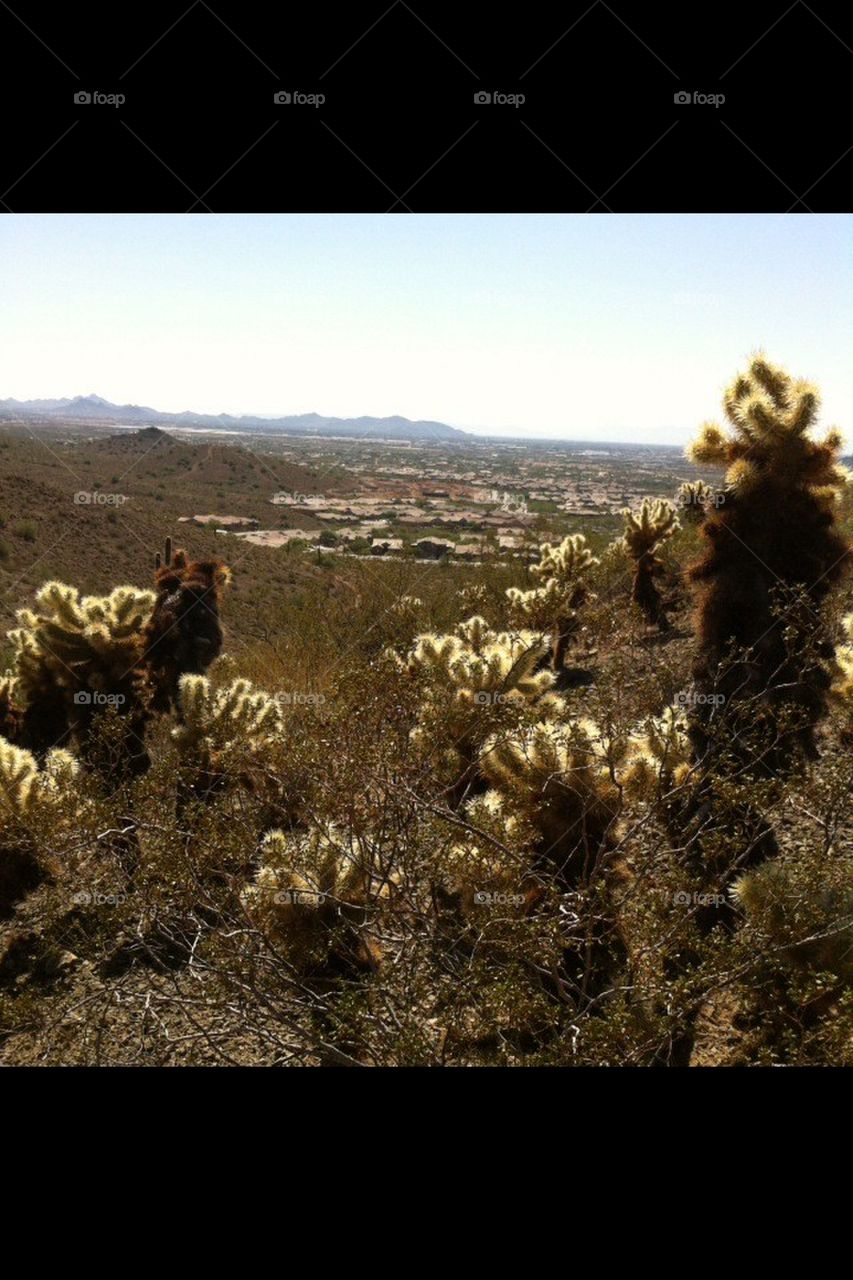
[0,539,233,783]
[3,581,156,772]
[676,480,719,524]
[0,737,81,819]
[731,861,853,982]
[621,704,692,801]
[687,355,850,770]
[618,499,679,631]
[172,674,284,809]
[0,736,82,916]
[506,533,599,671]
[240,825,393,970]
[397,616,563,800]
[480,719,622,885]
[830,613,853,733]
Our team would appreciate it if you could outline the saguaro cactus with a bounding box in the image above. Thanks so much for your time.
[506,533,599,673]
[687,354,850,770]
[619,499,680,631]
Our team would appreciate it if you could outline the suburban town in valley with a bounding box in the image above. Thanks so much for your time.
[172,433,714,561]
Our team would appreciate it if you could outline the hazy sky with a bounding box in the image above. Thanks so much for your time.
[1,213,850,444]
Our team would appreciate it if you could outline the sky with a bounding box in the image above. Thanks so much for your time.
[1,213,850,445]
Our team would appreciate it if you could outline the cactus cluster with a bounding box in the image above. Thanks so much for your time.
[241,825,393,970]
[397,616,562,797]
[506,533,599,671]
[480,719,622,885]
[621,705,692,801]
[1,581,156,772]
[687,354,850,770]
[172,674,284,811]
[173,674,283,759]
[0,737,81,821]
[0,736,83,916]
[438,789,532,913]
[618,499,680,631]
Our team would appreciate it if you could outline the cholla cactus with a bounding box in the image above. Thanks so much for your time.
[480,719,622,886]
[240,825,393,970]
[0,538,233,783]
[731,861,853,981]
[618,499,680,631]
[687,355,850,771]
[676,480,719,524]
[142,539,232,713]
[4,581,156,773]
[399,616,562,800]
[506,534,599,671]
[621,705,692,800]
[437,789,532,914]
[0,737,81,820]
[0,736,82,915]
[173,674,283,804]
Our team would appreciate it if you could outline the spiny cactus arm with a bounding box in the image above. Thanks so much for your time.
[687,421,731,467]
[0,737,38,814]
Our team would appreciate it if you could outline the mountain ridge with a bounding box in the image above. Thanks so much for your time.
[0,394,468,440]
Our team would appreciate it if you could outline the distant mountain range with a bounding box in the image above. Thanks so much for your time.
[0,394,469,441]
